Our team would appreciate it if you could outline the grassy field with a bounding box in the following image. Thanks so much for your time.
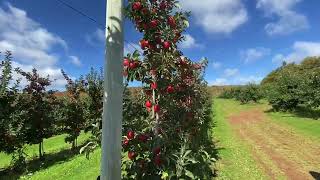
[213,98,320,179]
[213,98,268,180]
[0,132,99,180]
[20,150,100,180]
[0,132,91,168]
[1,98,319,179]
[268,111,320,139]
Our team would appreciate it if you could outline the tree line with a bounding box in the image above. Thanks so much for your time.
[0,51,105,170]
[219,56,320,118]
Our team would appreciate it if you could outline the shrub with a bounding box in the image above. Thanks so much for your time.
[219,88,239,99]
[235,84,263,104]
[263,63,305,111]
[263,57,320,112]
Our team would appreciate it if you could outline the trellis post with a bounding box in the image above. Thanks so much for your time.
[101,0,124,179]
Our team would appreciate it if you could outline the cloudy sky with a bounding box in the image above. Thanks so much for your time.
[1,0,320,89]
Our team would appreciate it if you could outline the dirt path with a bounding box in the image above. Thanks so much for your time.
[228,108,320,180]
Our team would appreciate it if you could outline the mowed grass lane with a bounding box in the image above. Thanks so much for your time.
[213,98,268,180]
[213,98,320,180]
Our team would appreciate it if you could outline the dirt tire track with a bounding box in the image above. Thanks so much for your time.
[229,108,320,180]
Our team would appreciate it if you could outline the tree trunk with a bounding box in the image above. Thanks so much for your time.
[72,139,75,149]
[39,141,42,159]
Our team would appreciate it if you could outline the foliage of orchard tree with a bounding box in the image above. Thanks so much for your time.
[302,68,320,110]
[0,52,26,169]
[219,87,241,99]
[16,68,56,159]
[121,0,215,179]
[235,84,263,104]
[261,62,295,86]
[264,71,304,111]
[58,70,86,149]
[122,84,149,132]
[263,56,320,114]
[219,84,263,104]
[81,68,103,144]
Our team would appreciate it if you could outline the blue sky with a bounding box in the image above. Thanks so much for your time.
[1,0,320,89]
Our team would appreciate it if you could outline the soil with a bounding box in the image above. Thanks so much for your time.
[228,108,320,180]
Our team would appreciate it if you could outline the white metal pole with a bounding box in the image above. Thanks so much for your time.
[101,0,123,179]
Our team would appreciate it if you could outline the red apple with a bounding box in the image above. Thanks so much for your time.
[145,100,152,108]
[151,82,157,89]
[163,41,171,49]
[166,85,174,93]
[150,20,158,28]
[140,39,150,49]
[123,139,129,146]
[129,62,138,69]
[123,58,130,67]
[159,1,166,10]
[168,16,176,27]
[127,130,135,140]
[154,104,160,112]
[128,151,136,160]
[132,2,142,11]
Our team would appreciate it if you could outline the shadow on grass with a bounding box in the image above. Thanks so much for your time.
[264,106,320,120]
[0,142,89,180]
[309,171,320,180]
[293,107,320,120]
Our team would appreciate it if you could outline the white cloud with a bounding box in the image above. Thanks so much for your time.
[179,34,202,49]
[212,61,222,69]
[272,41,320,64]
[181,0,248,34]
[241,47,270,63]
[224,68,239,77]
[86,28,105,46]
[69,55,82,67]
[256,0,309,35]
[208,75,263,86]
[0,4,71,90]
[0,4,68,67]
[235,76,263,85]
[209,78,228,86]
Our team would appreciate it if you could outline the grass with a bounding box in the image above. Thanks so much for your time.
[0,132,96,180]
[212,98,267,180]
[20,150,100,180]
[2,98,319,179]
[267,110,320,140]
[0,132,91,169]
[213,98,320,179]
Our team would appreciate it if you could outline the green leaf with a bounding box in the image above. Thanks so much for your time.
[185,170,195,179]
[183,20,189,28]
[161,171,169,179]
[132,50,140,59]
[183,150,192,158]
